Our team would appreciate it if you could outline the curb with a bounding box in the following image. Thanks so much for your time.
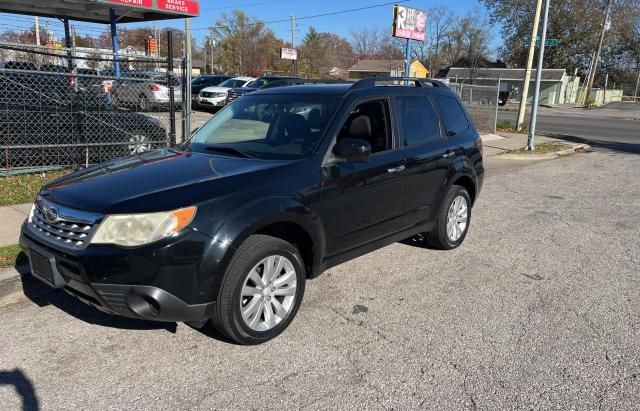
[496,143,591,161]
[0,265,51,308]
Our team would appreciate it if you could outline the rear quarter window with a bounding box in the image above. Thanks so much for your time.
[433,95,469,137]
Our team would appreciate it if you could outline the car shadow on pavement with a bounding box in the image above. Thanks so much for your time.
[19,273,177,334]
[400,234,438,249]
[546,133,640,155]
[0,368,39,411]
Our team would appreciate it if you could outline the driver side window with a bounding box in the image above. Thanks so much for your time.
[337,99,392,154]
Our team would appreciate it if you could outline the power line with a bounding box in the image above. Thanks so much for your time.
[201,0,295,12]
[194,0,410,31]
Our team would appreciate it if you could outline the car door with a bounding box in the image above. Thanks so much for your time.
[321,97,406,256]
[395,94,451,227]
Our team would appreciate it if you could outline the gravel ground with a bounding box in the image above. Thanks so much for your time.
[1,149,638,410]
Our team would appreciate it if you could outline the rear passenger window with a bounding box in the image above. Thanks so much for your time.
[433,96,469,137]
[396,96,441,146]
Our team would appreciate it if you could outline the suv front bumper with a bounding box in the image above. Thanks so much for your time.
[19,225,226,323]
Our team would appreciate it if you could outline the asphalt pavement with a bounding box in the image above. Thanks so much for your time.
[1,148,638,409]
[498,103,640,153]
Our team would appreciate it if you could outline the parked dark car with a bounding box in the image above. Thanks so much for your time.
[191,74,233,97]
[20,77,484,344]
[0,62,167,169]
[225,75,300,104]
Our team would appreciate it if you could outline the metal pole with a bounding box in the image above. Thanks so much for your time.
[110,9,121,77]
[404,38,411,77]
[634,69,640,103]
[167,31,176,146]
[291,15,296,75]
[526,0,550,151]
[184,18,192,140]
[516,0,543,131]
[495,77,501,133]
[210,39,214,73]
[63,18,73,70]
[34,16,40,46]
[584,0,613,106]
[603,71,608,105]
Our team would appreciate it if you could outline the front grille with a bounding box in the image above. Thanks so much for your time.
[28,197,101,250]
[31,209,95,248]
[226,90,242,104]
[201,91,215,98]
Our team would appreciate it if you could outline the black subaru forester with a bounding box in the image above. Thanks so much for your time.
[20,78,484,344]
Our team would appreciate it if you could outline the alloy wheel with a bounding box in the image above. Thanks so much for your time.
[240,255,297,332]
[446,195,468,242]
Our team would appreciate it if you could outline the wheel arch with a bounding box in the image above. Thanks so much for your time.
[210,196,326,280]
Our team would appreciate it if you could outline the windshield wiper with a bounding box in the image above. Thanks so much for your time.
[203,146,258,158]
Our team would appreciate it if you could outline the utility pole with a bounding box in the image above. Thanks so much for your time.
[584,0,614,106]
[634,69,640,103]
[184,18,192,140]
[291,15,296,75]
[516,0,543,131]
[526,0,550,151]
[34,16,40,46]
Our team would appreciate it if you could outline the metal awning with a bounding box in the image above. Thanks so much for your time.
[0,0,199,24]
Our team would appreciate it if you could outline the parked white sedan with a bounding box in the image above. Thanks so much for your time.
[195,76,255,110]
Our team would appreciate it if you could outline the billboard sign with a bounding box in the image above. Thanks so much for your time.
[101,0,199,16]
[281,48,298,60]
[392,5,427,41]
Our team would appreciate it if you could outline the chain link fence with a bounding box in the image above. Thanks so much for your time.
[0,42,185,175]
[448,79,500,133]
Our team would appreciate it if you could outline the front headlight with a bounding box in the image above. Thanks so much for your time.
[214,92,227,97]
[91,206,196,247]
[27,203,35,223]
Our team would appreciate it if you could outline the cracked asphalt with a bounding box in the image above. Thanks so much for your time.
[1,149,639,409]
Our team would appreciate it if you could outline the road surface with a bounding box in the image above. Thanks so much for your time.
[1,149,638,409]
[498,103,640,153]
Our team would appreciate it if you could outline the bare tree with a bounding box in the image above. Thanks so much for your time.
[350,26,383,59]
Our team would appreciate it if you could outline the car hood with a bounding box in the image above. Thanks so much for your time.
[40,149,295,214]
[200,86,230,94]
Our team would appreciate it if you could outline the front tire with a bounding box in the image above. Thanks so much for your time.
[211,235,306,344]
[425,185,472,250]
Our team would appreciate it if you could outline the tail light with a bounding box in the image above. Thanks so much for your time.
[69,76,76,88]
[148,84,162,92]
[475,136,483,155]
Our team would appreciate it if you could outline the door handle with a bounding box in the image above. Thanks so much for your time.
[442,152,455,159]
[387,165,406,174]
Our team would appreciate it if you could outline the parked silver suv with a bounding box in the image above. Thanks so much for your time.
[111,71,182,111]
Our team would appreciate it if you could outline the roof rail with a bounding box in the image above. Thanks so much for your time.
[349,77,447,91]
[261,78,353,89]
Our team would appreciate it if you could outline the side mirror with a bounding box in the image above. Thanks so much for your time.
[332,138,371,163]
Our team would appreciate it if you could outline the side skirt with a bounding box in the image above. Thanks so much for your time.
[316,221,436,275]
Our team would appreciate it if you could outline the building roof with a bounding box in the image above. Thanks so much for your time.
[349,60,405,72]
[445,67,566,81]
[0,0,199,24]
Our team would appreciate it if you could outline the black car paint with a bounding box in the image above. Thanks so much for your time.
[21,82,484,324]
[191,75,233,96]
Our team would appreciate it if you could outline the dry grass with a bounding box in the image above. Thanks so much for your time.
[0,170,70,207]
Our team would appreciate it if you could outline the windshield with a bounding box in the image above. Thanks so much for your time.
[247,78,267,88]
[220,78,247,88]
[189,94,340,160]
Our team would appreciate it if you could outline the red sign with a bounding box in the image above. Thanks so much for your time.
[393,5,427,42]
[157,0,199,15]
[107,0,153,7]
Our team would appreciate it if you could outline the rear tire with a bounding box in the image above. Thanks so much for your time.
[425,185,472,250]
[211,234,306,344]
